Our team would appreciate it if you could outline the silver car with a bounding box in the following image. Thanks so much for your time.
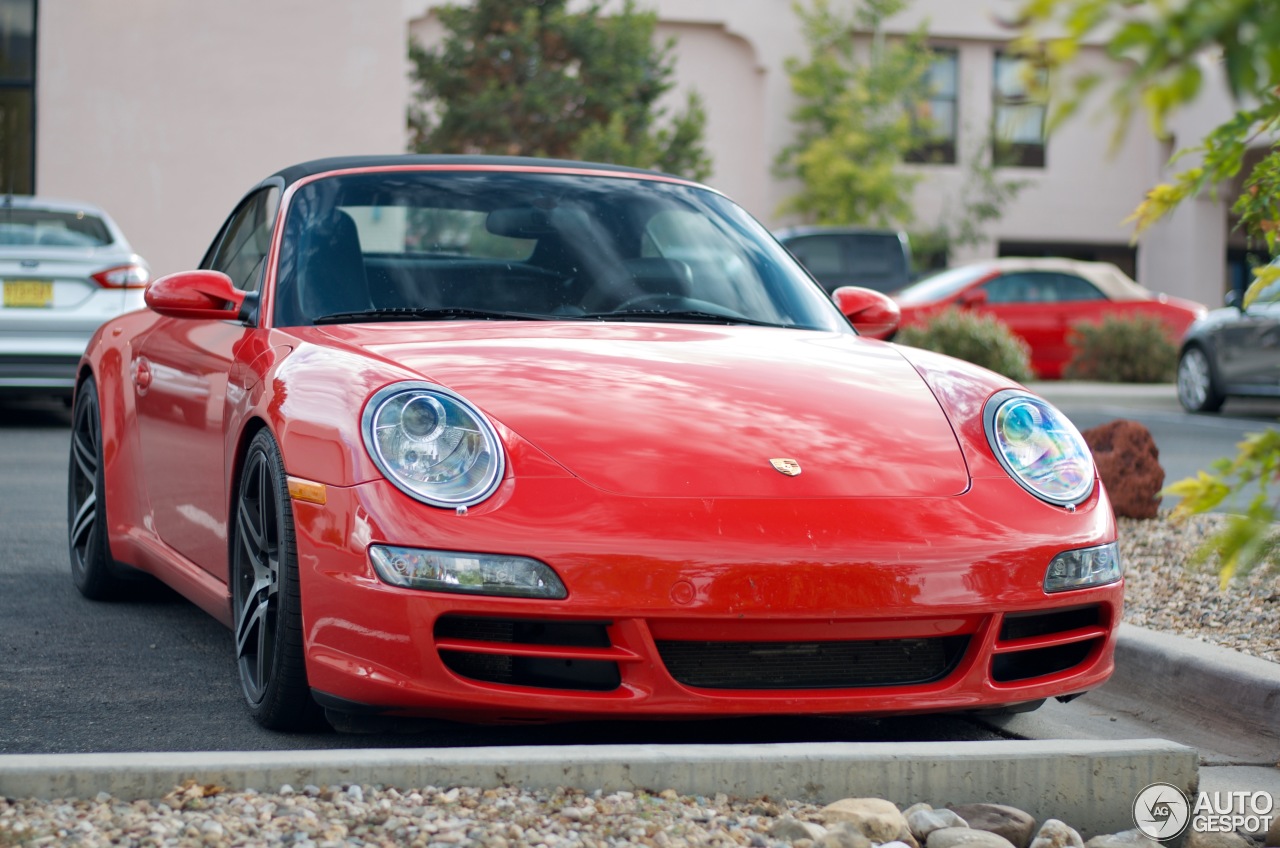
[0,196,150,398]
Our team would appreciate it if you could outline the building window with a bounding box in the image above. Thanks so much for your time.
[0,0,35,195]
[992,51,1046,168]
[906,48,957,165]
[998,241,1137,281]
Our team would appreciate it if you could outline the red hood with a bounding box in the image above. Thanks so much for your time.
[311,323,970,499]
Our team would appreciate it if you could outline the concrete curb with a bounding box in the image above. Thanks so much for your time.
[0,739,1195,837]
[1112,624,1280,752]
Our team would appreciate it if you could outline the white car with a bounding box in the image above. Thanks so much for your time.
[0,196,150,398]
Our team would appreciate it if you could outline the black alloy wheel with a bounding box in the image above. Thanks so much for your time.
[68,377,129,599]
[232,429,324,730]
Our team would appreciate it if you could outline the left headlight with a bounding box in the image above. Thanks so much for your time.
[983,390,1094,506]
[361,382,505,508]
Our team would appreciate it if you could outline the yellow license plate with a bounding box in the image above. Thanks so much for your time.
[3,280,53,308]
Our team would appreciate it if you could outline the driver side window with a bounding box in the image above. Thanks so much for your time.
[206,187,281,293]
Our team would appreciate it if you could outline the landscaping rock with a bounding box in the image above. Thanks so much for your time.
[1030,819,1085,848]
[1084,829,1163,848]
[1082,418,1164,519]
[947,804,1038,848]
[929,826,1019,848]
[821,798,910,844]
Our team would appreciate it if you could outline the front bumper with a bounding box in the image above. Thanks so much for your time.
[294,474,1121,722]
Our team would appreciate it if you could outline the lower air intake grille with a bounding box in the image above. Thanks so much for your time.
[656,636,968,690]
[434,616,619,691]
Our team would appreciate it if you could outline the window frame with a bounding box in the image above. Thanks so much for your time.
[906,47,959,165]
[992,50,1048,169]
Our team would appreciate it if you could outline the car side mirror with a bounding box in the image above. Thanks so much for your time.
[831,286,900,340]
[958,288,989,308]
[145,270,249,321]
[1225,289,1241,310]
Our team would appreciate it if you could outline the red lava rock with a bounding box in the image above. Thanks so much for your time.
[1081,418,1164,519]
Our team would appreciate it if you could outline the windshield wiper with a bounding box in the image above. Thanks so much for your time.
[577,308,784,328]
[313,307,556,324]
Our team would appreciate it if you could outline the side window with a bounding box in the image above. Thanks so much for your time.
[1050,273,1106,302]
[983,271,1081,303]
[984,272,1038,304]
[205,187,281,293]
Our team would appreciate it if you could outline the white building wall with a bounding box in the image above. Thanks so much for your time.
[37,0,409,277]
[35,0,1232,304]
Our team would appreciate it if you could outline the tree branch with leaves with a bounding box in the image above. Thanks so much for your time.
[1016,0,1280,584]
[408,0,710,180]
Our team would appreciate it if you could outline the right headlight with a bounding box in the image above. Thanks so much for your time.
[361,382,505,508]
[983,389,1095,506]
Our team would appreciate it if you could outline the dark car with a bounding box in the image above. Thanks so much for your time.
[775,226,912,294]
[1177,275,1280,412]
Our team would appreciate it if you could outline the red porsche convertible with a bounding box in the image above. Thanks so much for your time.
[69,156,1122,731]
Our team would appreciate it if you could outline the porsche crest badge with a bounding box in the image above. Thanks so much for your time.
[770,458,802,476]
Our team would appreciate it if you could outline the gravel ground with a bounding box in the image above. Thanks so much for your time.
[1119,511,1280,663]
[0,782,1212,848]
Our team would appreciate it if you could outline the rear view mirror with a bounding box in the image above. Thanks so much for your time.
[832,286,900,339]
[145,270,249,321]
[486,207,555,238]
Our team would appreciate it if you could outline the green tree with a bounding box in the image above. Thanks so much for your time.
[408,0,710,180]
[776,0,934,226]
[778,0,1024,261]
[1015,0,1280,583]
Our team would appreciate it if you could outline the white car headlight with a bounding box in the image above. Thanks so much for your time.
[983,390,1095,506]
[370,545,566,599]
[361,382,505,508]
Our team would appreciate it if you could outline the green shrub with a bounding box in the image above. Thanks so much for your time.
[895,308,1034,383]
[1063,314,1178,383]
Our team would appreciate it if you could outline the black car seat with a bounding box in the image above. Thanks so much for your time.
[296,209,370,322]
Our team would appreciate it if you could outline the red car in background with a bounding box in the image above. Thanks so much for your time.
[894,258,1208,379]
[70,156,1121,732]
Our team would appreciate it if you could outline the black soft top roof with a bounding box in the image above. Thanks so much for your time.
[269,154,678,189]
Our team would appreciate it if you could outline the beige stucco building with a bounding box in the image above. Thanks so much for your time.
[13,0,1245,307]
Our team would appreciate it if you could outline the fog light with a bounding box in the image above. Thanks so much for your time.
[1044,542,1122,592]
[369,545,567,599]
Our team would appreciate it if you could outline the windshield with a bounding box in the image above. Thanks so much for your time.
[894,265,993,305]
[0,207,112,247]
[273,170,846,332]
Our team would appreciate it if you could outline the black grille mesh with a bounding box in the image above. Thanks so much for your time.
[656,636,968,690]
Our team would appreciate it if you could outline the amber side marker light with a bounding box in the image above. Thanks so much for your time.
[287,477,327,505]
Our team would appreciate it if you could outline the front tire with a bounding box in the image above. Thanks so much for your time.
[1176,345,1225,413]
[68,377,130,599]
[232,429,324,730]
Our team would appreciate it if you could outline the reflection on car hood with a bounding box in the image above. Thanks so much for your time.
[317,323,970,499]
